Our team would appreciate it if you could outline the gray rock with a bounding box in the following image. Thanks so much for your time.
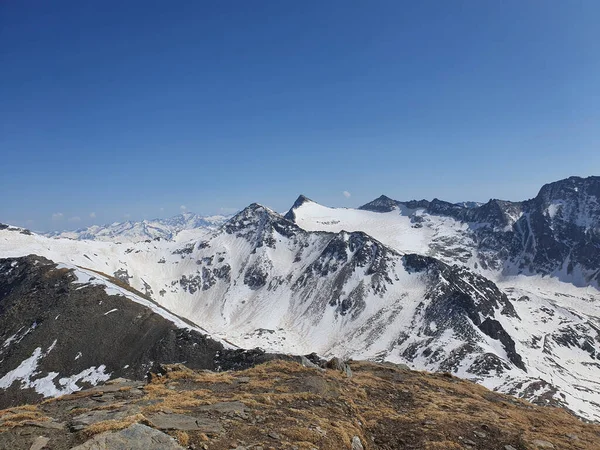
[23,420,65,430]
[532,440,555,449]
[71,405,140,427]
[351,436,364,450]
[30,436,50,450]
[81,381,139,395]
[196,401,246,414]
[105,377,132,385]
[146,412,223,433]
[300,356,321,369]
[268,431,281,440]
[381,361,411,371]
[504,446,517,450]
[70,423,184,449]
[325,357,352,378]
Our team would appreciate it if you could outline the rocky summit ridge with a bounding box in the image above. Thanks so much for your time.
[1,359,599,450]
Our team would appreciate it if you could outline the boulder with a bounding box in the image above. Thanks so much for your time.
[71,405,140,427]
[70,423,184,449]
[29,436,50,450]
[146,412,223,433]
[325,357,352,378]
[351,436,364,450]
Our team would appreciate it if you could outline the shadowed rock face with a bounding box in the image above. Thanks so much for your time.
[401,254,525,372]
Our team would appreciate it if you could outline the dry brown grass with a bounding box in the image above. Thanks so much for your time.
[170,430,190,446]
[140,386,214,413]
[149,364,235,385]
[0,405,49,429]
[0,404,39,417]
[5,359,599,449]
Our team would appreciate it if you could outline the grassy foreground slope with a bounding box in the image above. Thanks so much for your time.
[1,360,599,449]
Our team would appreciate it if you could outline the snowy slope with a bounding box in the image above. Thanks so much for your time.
[2,195,600,421]
[288,176,600,288]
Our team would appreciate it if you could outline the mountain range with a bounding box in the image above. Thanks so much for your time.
[1,176,599,423]
[45,212,231,242]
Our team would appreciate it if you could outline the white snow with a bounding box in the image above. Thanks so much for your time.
[1,202,600,420]
[0,344,110,398]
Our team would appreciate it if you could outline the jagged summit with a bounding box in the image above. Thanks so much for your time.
[284,194,315,221]
[226,203,284,226]
[358,195,403,212]
[292,194,314,208]
[535,175,600,199]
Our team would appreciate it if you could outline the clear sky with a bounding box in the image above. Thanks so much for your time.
[1,1,599,232]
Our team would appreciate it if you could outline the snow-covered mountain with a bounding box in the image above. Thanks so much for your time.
[45,212,231,243]
[289,176,600,287]
[1,176,600,421]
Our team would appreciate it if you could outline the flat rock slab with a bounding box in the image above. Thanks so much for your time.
[70,423,184,450]
[197,401,246,414]
[30,436,50,450]
[23,420,65,430]
[71,405,140,427]
[80,381,140,395]
[147,412,224,433]
[532,440,555,449]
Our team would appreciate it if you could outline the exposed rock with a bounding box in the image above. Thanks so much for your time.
[325,357,352,378]
[532,440,555,449]
[299,355,321,370]
[70,423,184,449]
[351,435,364,450]
[1,360,599,450]
[146,412,223,433]
[71,405,140,427]
[23,420,65,430]
[197,401,246,415]
[29,436,49,450]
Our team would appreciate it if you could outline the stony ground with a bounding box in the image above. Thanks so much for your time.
[0,359,599,450]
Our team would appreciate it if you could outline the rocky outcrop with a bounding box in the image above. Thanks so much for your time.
[2,360,599,450]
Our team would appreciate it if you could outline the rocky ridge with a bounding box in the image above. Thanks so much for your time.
[1,359,599,450]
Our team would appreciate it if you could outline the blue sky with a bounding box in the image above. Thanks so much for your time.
[1,1,599,231]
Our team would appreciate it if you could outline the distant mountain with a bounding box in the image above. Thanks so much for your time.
[454,201,484,209]
[355,176,600,286]
[45,212,232,242]
[1,176,600,421]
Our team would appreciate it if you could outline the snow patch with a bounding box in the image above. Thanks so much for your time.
[0,344,110,398]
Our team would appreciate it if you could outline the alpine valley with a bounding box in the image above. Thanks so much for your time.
[1,176,600,424]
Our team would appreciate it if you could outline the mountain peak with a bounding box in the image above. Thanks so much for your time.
[535,175,600,204]
[292,194,313,208]
[359,195,402,213]
[226,203,286,231]
[284,195,315,221]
